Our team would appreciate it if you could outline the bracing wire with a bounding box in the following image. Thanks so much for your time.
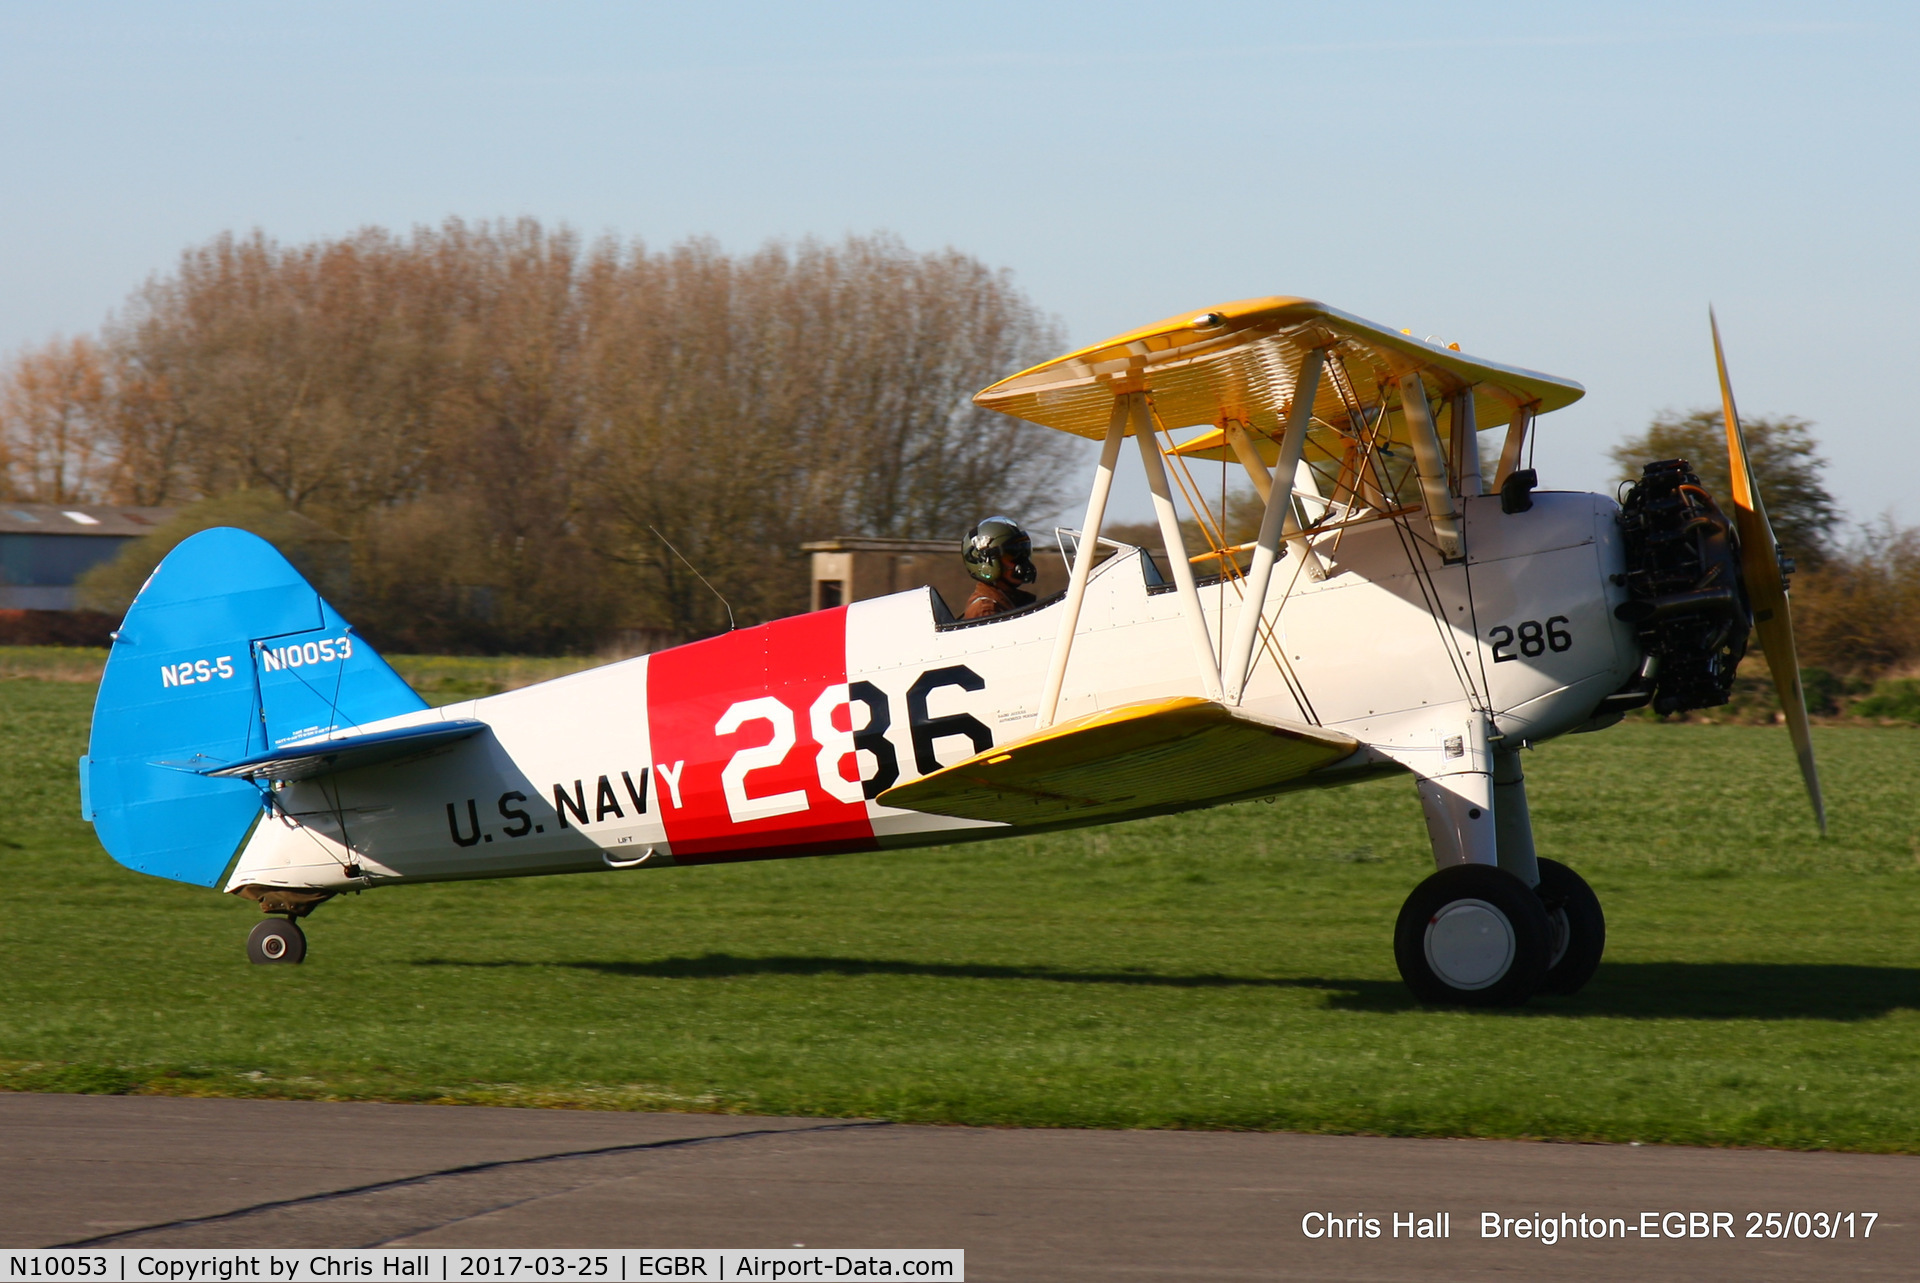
[1149,404,1318,722]
[1368,377,1483,705]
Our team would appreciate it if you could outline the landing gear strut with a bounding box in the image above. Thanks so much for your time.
[1398,739,1605,1005]
[247,917,307,965]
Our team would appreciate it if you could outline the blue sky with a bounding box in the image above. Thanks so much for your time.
[2,1,1914,525]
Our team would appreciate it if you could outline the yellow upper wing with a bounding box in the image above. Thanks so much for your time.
[877,695,1359,827]
[973,296,1582,457]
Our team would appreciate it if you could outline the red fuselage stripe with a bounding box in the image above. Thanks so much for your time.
[647,607,877,858]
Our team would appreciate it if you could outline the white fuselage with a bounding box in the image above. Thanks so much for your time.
[228,493,1639,894]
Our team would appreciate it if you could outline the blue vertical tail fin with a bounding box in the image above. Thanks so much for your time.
[80,527,427,887]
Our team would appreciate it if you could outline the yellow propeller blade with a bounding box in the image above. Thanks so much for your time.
[1711,309,1826,833]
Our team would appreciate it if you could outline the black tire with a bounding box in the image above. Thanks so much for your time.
[1394,864,1552,1007]
[1535,858,1605,996]
[247,918,307,965]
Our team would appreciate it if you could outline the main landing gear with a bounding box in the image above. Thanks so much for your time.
[1535,857,1605,995]
[1391,860,1605,1006]
[1395,864,1550,1007]
[1395,740,1606,1006]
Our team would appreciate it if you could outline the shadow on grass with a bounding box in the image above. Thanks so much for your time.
[414,954,1920,1020]
[1560,962,1920,1021]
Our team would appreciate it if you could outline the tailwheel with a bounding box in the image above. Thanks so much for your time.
[247,917,307,965]
[1394,864,1551,1007]
[1535,858,1605,996]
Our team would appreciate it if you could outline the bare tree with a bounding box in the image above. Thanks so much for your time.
[578,232,1072,637]
[12,221,1074,651]
[0,336,113,502]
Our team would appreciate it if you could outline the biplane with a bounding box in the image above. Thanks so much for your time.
[79,298,1822,1005]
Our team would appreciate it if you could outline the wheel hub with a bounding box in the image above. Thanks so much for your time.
[1423,899,1515,990]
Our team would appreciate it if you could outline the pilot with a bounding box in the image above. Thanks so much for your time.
[961,516,1038,619]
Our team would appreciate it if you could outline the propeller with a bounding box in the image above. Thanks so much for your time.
[1711,309,1826,833]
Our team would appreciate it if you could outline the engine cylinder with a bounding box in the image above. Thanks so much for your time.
[1610,459,1751,715]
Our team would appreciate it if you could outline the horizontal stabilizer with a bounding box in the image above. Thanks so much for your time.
[878,696,1358,826]
[182,719,488,783]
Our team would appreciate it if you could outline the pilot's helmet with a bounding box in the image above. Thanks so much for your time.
[963,517,1037,584]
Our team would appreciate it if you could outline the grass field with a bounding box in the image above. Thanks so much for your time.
[2,673,1917,1151]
